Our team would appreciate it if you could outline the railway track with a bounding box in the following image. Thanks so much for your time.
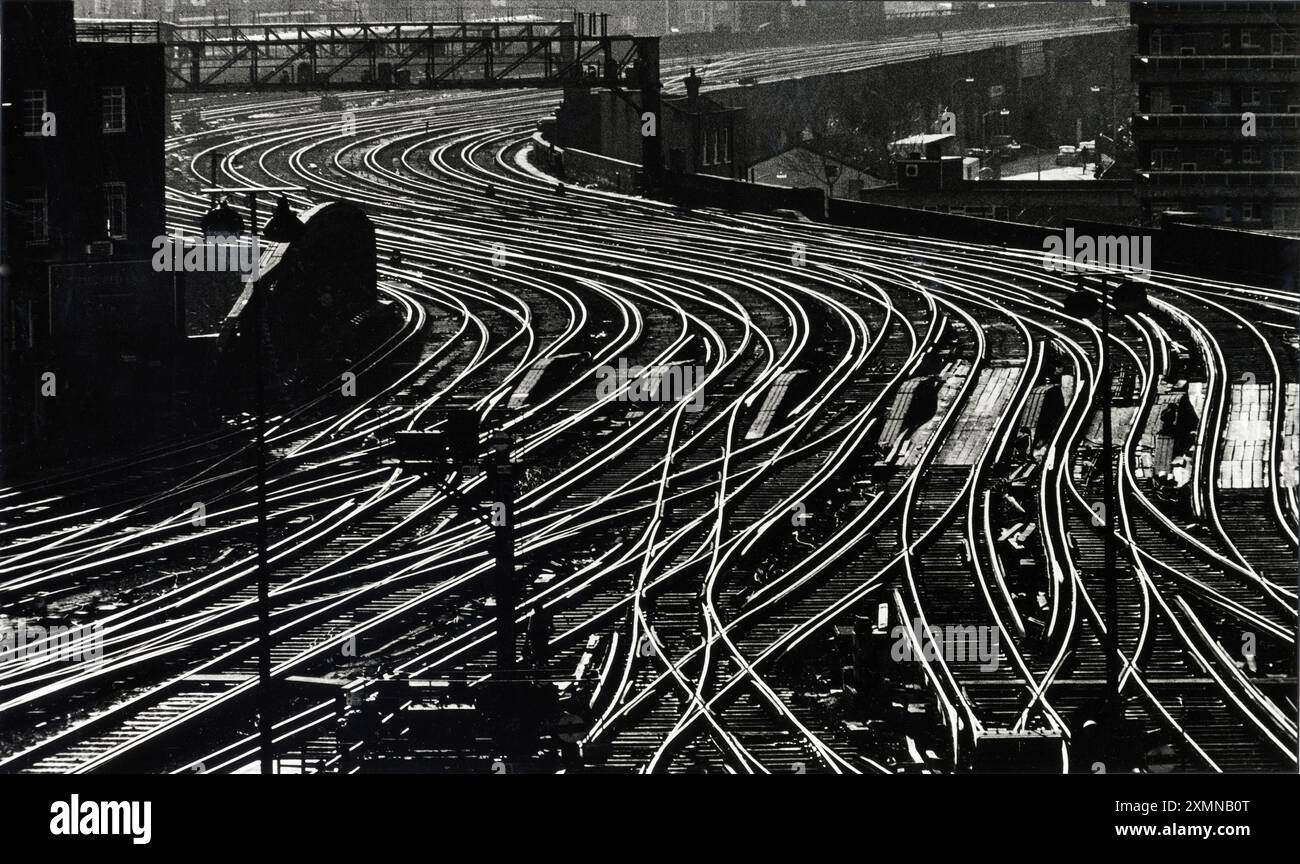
[1,16,1295,775]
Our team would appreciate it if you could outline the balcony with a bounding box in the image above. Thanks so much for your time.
[1136,169,1300,198]
[1133,112,1300,141]
[1133,54,1300,84]
[1130,2,1300,25]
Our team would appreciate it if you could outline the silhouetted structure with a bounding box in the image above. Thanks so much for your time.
[1,0,168,475]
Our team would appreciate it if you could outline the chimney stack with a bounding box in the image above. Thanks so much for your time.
[684,68,701,102]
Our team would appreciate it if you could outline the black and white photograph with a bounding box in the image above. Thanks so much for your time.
[0,0,1297,842]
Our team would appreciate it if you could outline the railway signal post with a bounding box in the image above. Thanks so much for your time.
[487,431,518,674]
[388,418,538,757]
[388,415,520,673]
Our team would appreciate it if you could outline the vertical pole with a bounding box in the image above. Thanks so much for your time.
[491,438,516,673]
[1109,61,1118,144]
[254,276,272,775]
[1100,280,1119,743]
[637,37,662,191]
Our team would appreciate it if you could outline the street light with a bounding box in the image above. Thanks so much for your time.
[1020,142,1046,181]
[1064,274,1150,765]
[1090,66,1120,147]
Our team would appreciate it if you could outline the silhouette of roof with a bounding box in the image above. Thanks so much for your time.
[662,92,741,116]
[754,143,881,178]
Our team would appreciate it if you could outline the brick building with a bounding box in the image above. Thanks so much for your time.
[1,0,170,473]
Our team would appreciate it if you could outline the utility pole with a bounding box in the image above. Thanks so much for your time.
[1066,276,1150,765]
[253,247,272,775]
[201,185,305,774]
[1098,278,1119,742]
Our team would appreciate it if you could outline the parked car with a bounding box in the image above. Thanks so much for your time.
[771,208,812,223]
[1055,145,1078,166]
[989,135,1021,159]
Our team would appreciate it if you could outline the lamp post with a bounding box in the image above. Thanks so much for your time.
[1021,142,1044,181]
[1064,275,1150,761]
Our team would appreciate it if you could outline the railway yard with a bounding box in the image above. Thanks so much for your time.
[0,16,1297,777]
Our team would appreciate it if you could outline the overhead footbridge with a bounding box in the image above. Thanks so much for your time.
[76,15,658,94]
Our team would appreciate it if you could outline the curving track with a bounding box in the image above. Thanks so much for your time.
[1,18,1296,775]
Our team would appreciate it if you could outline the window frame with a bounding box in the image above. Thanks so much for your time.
[1271,146,1300,171]
[22,89,47,137]
[103,181,128,239]
[24,186,49,244]
[101,86,127,134]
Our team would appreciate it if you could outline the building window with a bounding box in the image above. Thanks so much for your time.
[1241,30,1256,49]
[103,182,127,238]
[1151,148,1180,170]
[102,86,126,133]
[1272,147,1300,171]
[1243,87,1262,106]
[1275,204,1299,229]
[24,187,48,244]
[701,133,710,166]
[720,127,730,164]
[22,89,46,136]
[1242,146,1260,165]
[1241,203,1255,221]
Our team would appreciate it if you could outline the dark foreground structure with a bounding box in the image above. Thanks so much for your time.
[1,0,168,475]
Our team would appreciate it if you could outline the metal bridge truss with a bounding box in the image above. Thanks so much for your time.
[89,20,660,92]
